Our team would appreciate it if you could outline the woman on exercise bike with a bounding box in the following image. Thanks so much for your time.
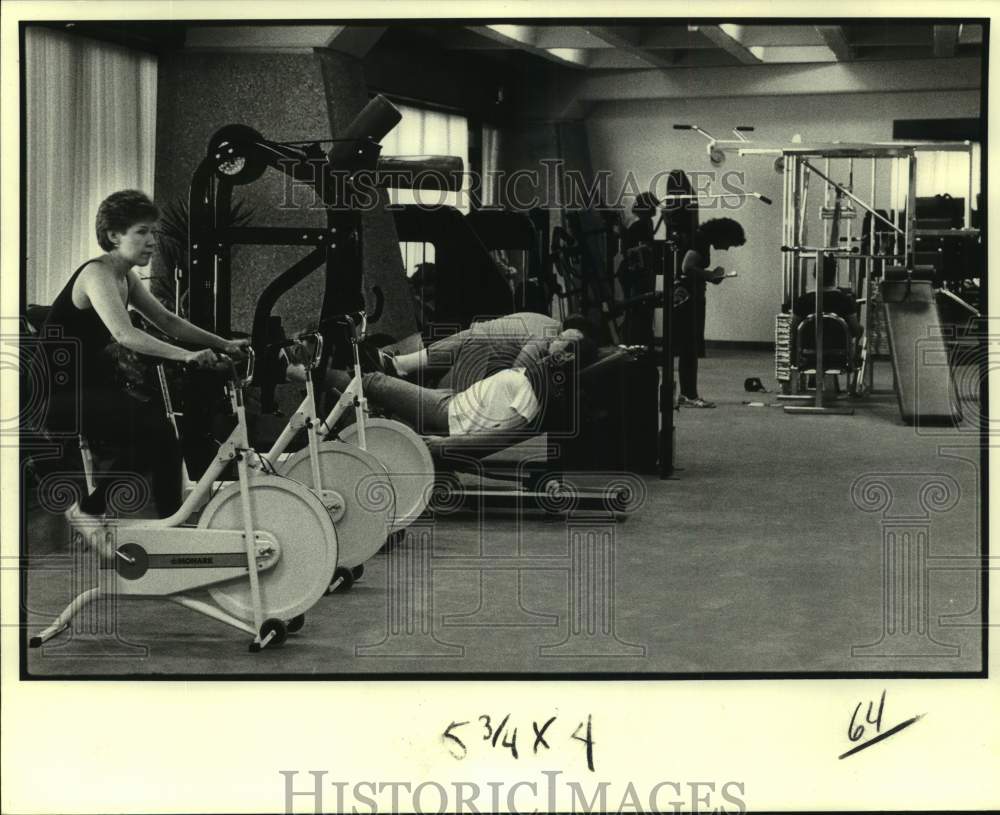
[43,190,248,529]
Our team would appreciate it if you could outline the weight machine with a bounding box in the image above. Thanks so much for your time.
[735,141,977,421]
[183,94,464,412]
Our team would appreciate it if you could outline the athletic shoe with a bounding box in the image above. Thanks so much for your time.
[64,501,107,528]
[356,339,398,376]
[678,395,716,408]
[64,502,115,559]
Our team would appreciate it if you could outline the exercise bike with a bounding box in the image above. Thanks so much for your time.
[30,351,339,652]
[249,328,397,592]
[314,309,435,535]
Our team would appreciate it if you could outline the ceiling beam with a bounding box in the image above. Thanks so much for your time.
[587,50,666,70]
[815,25,853,61]
[533,27,614,49]
[934,25,961,58]
[734,25,825,47]
[750,46,838,64]
[466,24,591,68]
[692,24,763,65]
[640,27,716,49]
[323,26,386,58]
[586,26,673,68]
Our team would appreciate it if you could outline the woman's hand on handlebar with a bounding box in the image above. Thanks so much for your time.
[185,348,222,368]
[221,338,251,359]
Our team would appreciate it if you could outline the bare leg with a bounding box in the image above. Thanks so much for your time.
[392,347,429,377]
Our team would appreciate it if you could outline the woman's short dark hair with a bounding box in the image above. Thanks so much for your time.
[95,190,160,251]
[699,217,746,247]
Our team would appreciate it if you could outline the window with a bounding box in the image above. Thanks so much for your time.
[890,145,981,219]
[378,101,470,213]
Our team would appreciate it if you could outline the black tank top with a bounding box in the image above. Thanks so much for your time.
[43,260,130,396]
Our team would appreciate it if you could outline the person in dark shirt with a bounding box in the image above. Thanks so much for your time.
[675,217,746,408]
[619,192,659,300]
[661,170,701,352]
[42,190,247,538]
[616,192,660,344]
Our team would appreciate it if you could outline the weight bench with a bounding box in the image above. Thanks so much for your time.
[423,345,650,515]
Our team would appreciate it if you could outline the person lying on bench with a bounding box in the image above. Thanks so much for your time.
[289,330,598,438]
[382,311,599,395]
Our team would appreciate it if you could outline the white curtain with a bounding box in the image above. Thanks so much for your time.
[481,123,501,206]
[379,101,469,211]
[890,145,981,213]
[378,102,470,276]
[25,27,157,306]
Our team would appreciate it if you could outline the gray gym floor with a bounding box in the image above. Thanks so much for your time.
[22,349,984,677]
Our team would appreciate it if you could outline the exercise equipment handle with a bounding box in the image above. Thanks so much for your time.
[214,347,255,387]
[315,285,384,336]
[296,331,324,364]
[327,95,403,166]
[367,285,384,325]
[373,155,464,190]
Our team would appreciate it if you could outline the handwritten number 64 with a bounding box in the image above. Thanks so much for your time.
[848,690,886,743]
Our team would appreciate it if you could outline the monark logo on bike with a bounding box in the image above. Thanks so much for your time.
[280,770,748,814]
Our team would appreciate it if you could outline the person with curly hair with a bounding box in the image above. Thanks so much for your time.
[674,217,746,408]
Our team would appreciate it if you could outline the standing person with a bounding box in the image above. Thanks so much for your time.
[674,217,746,408]
[660,170,702,352]
[619,192,658,299]
[42,190,248,531]
[618,192,660,344]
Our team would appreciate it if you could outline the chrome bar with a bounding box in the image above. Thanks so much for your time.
[800,159,902,235]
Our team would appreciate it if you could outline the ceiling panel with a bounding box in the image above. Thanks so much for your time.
[167,21,984,75]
